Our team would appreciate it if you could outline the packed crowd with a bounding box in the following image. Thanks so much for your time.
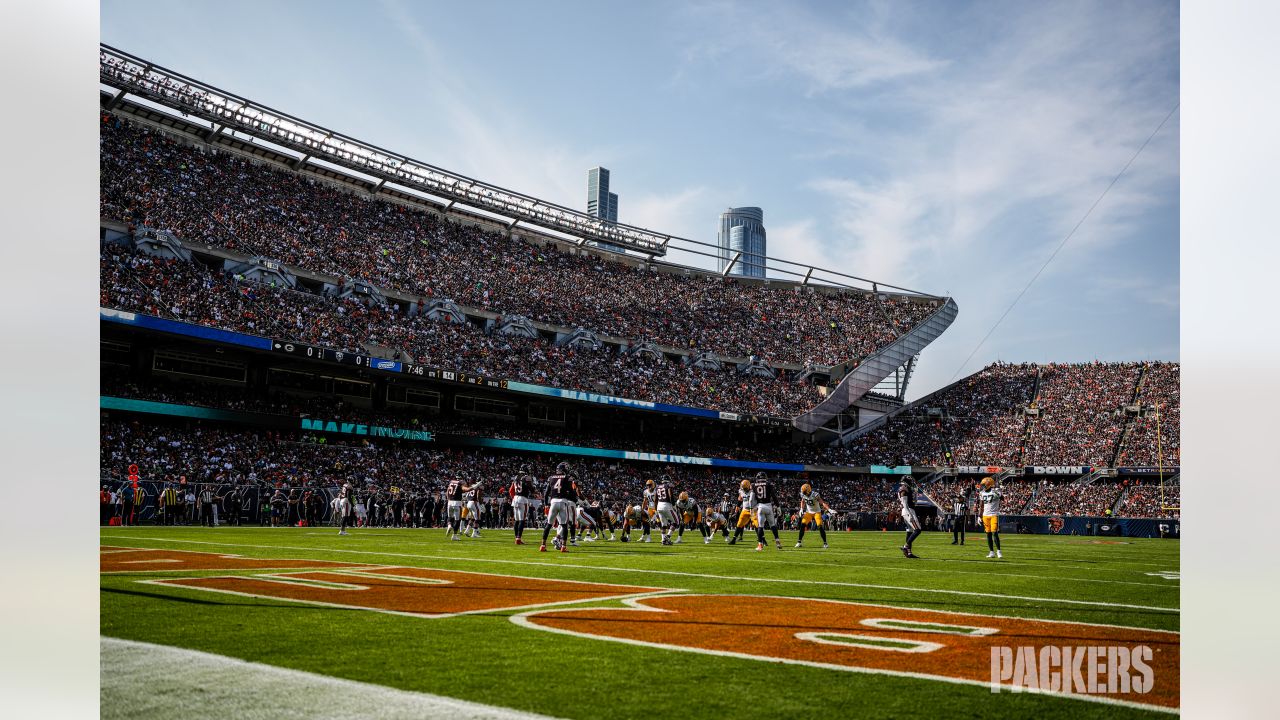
[101,372,818,464]
[835,361,1179,468]
[100,247,824,417]
[1024,362,1142,466]
[1115,480,1180,519]
[1117,362,1180,467]
[1023,479,1123,517]
[100,113,938,368]
[100,419,912,526]
[837,363,1039,466]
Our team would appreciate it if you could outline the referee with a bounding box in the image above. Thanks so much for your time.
[951,491,968,545]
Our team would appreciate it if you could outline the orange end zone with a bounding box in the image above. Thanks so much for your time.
[101,546,362,573]
[149,568,665,618]
[521,594,1180,710]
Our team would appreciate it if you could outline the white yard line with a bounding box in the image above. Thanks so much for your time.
[100,637,561,720]
[103,536,1180,614]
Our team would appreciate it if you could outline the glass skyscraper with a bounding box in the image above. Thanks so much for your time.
[717,207,766,278]
[587,167,622,252]
[587,167,618,223]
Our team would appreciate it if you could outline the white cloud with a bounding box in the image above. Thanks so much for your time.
[677,1,948,94]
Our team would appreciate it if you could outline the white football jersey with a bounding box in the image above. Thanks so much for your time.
[800,490,822,513]
[979,488,1001,516]
[642,487,656,510]
[738,487,756,510]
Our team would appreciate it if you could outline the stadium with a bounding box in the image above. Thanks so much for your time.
[98,38,1179,720]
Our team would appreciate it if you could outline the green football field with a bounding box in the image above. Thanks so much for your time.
[100,526,1180,718]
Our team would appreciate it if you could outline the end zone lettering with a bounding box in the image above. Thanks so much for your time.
[991,645,1155,696]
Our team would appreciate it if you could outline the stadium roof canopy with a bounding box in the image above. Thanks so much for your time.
[99,44,941,298]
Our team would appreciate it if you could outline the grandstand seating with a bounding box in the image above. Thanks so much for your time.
[838,363,1039,466]
[838,361,1179,469]
[100,248,825,417]
[99,114,938,371]
[1116,362,1180,467]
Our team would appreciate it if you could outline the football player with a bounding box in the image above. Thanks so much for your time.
[574,502,600,543]
[899,476,922,559]
[641,479,658,525]
[978,476,1003,559]
[673,492,707,544]
[508,465,535,545]
[704,504,730,541]
[652,475,679,545]
[336,482,353,536]
[752,472,782,551]
[795,482,830,548]
[729,479,757,545]
[540,465,577,553]
[443,478,481,541]
[462,485,483,538]
[582,499,614,541]
[619,504,649,542]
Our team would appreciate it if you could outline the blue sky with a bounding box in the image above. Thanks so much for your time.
[101,0,1179,399]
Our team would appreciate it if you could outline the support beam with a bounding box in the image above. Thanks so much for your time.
[105,89,128,110]
[722,251,741,276]
[442,199,455,212]
[205,124,224,143]
[802,267,814,285]
[292,154,311,170]
[370,179,386,195]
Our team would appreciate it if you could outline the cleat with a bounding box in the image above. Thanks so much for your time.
[703,537,711,544]
[951,540,958,545]
[560,544,568,553]
[673,536,682,544]
[907,551,920,559]
[996,550,1003,559]
[451,535,460,541]
[539,544,547,552]
[795,542,803,548]
[822,543,828,549]
[901,545,911,558]
[472,531,481,538]
[987,551,995,558]
[755,543,764,551]
[515,538,525,545]
[727,538,736,545]
[776,540,782,550]
[642,536,651,543]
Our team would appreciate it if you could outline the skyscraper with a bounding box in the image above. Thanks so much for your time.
[586,167,618,223]
[587,167,622,252]
[717,207,767,278]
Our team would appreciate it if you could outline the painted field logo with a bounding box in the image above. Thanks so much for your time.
[514,594,1179,711]
[991,645,1155,695]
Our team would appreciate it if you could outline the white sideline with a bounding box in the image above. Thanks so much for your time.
[101,637,560,720]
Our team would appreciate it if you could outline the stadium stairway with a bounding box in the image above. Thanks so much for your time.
[793,298,958,434]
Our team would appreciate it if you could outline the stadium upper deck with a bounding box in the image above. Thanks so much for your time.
[99,45,957,426]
